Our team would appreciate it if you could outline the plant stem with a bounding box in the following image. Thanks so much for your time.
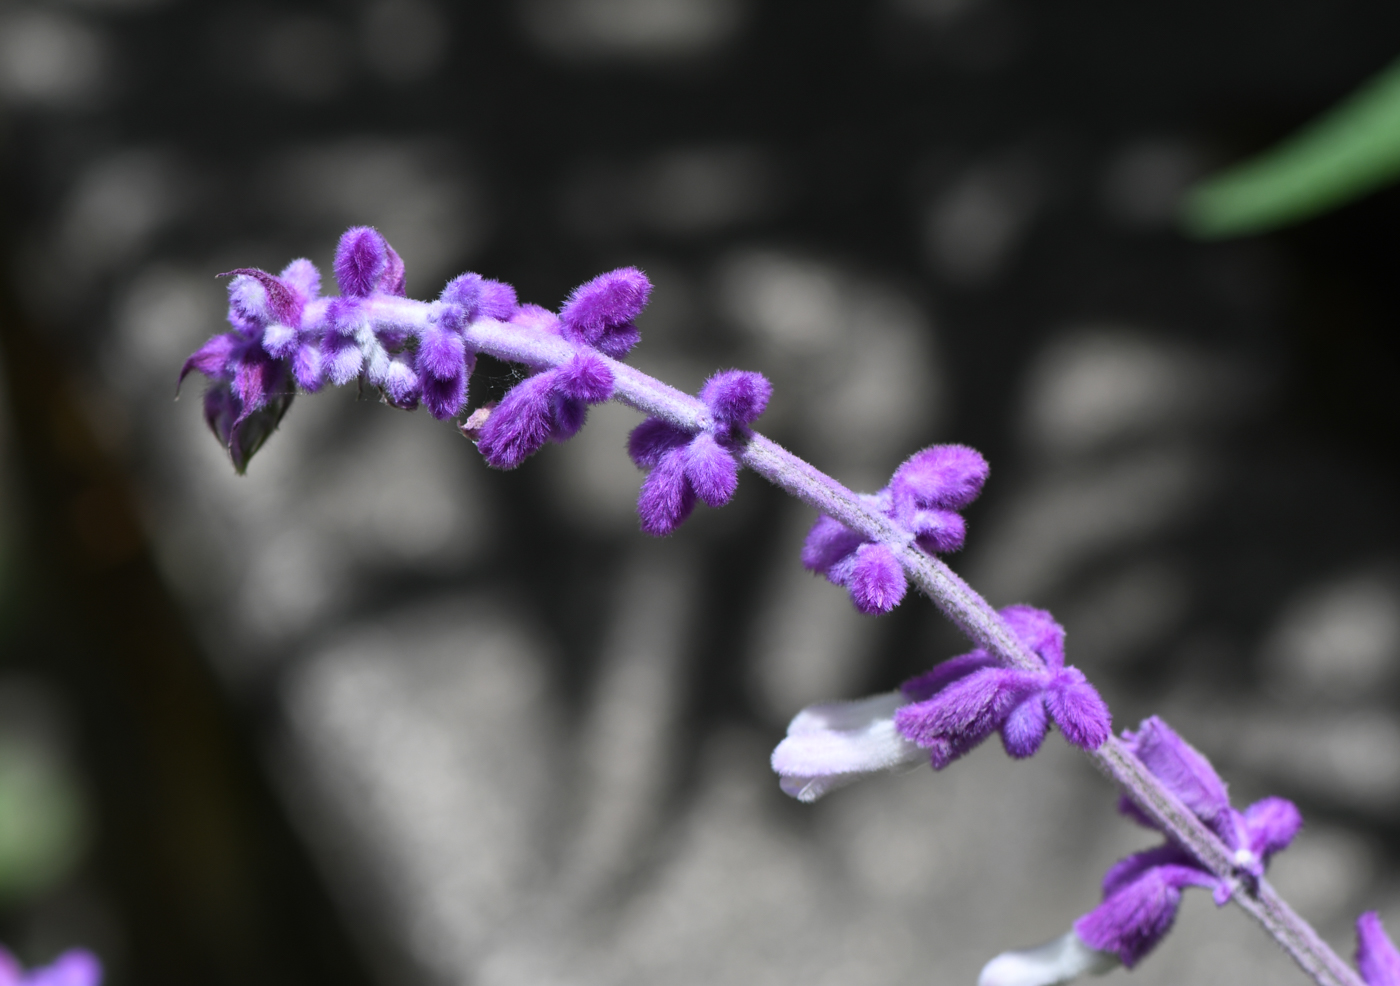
[463,316,1363,986]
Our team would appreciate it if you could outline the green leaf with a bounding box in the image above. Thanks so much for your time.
[1182,55,1400,238]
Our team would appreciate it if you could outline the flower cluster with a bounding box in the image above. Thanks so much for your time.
[980,717,1301,985]
[0,947,101,986]
[802,444,988,613]
[626,370,772,535]
[896,605,1111,766]
[180,227,653,476]
[771,606,1109,801]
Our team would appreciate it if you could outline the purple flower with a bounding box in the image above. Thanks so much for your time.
[1358,912,1400,986]
[802,445,988,614]
[0,948,102,986]
[558,267,651,359]
[893,605,1111,768]
[476,352,617,469]
[1071,717,1302,968]
[180,259,325,472]
[770,692,925,802]
[627,369,771,535]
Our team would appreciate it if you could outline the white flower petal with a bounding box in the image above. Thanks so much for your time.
[771,691,924,802]
[978,932,1118,986]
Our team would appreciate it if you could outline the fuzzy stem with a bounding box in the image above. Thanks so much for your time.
[462,317,1363,986]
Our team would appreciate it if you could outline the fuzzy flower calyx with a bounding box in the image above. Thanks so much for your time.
[626,369,772,535]
[1358,912,1400,986]
[895,605,1111,768]
[803,444,988,614]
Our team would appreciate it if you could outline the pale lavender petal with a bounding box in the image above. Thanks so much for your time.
[279,257,321,298]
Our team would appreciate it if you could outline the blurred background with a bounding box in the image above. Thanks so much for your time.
[0,1,1399,983]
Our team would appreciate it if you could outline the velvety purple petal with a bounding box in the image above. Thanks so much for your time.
[280,257,321,298]
[322,331,364,386]
[894,667,1033,752]
[890,444,989,512]
[800,515,865,576]
[24,949,104,986]
[1358,912,1400,986]
[682,432,739,508]
[334,226,391,297]
[596,322,641,359]
[292,341,325,392]
[477,372,559,469]
[1242,796,1303,863]
[627,417,691,468]
[509,303,561,334]
[700,369,773,426]
[900,651,999,702]
[478,278,518,321]
[1046,667,1111,751]
[1075,860,1216,967]
[550,396,587,441]
[417,323,467,381]
[421,367,468,420]
[1099,845,1194,897]
[1001,695,1049,759]
[1001,605,1066,669]
[180,332,238,386]
[1121,717,1231,835]
[555,352,615,403]
[912,509,966,554]
[637,447,696,536]
[839,542,907,615]
[559,267,652,346]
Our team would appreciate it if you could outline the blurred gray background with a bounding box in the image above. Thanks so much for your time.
[1,1,1400,984]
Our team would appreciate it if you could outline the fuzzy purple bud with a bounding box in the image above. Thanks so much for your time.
[835,542,908,615]
[559,267,651,358]
[441,272,518,321]
[637,447,696,535]
[700,369,772,427]
[682,432,739,507]
[891,444,989,512]
[334,226,404,298]
[477,371,560,469]
[1357,912,1400,986]
[627,418,691,468]
[555,352,615,404]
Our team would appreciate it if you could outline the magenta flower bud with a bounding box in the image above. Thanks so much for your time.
[558,266,651,358]
[700,369,772,427]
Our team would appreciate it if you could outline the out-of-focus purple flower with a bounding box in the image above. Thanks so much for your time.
[558,267,651,359]
[1357,912,1400,986]
[770,692,925,802]
[802,445,988,614]
[0,947,102,986]
[626,369,771,535]
[894,605,1111,768]
[1069,717,1302,969]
